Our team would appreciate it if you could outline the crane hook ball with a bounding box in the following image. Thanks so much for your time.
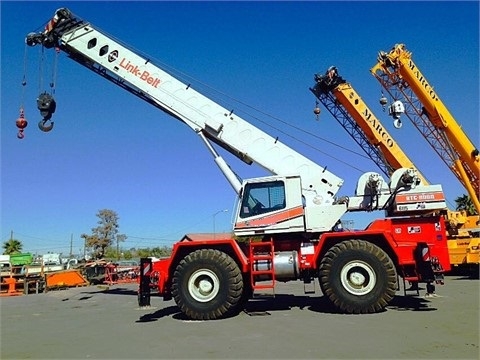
[16,116,28,130]
[379,96,388,107]
[16,110,28,139]
[313,107,321,115]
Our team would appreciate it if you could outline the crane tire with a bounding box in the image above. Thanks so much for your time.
[238,279,253,307]
[319,239,397,314]
[172,249,243,320]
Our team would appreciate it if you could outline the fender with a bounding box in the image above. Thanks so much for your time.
[313,216,449,270]
[151,237,249,297]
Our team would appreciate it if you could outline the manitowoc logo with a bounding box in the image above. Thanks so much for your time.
[118,57,161,88]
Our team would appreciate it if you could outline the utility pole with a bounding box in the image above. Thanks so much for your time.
[69,234,73,258]
[213,209,228,240]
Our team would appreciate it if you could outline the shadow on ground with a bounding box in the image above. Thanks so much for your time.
[446,267,479,280]
[133,292,437,324]
[386,295,436,312]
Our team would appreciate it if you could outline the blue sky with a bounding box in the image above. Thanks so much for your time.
[1,1,479,256]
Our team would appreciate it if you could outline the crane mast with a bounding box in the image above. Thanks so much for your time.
[371,44,480,214]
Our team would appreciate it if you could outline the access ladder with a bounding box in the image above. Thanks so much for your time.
[249,240,275,295]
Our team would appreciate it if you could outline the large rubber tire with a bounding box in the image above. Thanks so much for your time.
[171,249,243,320]
[319,239,397,314]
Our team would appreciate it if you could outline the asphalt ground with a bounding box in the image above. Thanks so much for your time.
[1,274,478,360]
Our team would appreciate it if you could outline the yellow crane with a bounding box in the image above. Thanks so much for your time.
[371,44,479,270]
[310,66,428,185]
[311,64,479,271]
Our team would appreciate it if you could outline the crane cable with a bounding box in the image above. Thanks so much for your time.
[36,44,58,132]
[236,108,367,173]
[165,62,369,173]
[97,26,369,173]
[198,82,369,173]
[16,43,30,139]
[38,44,59,94]
[38,44,44,93]
[50,46,60,96]
[157,60,370,173]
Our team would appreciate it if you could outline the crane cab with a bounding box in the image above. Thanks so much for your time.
[233,175,305,236]
[233,175,347,236]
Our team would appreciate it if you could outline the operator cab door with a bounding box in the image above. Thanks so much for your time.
[233,176,305,236]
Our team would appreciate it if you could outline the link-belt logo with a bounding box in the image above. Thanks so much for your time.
[407,60,438,102]
[362,107,394,147]
[118,57,161,88]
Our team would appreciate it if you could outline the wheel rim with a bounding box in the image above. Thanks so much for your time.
[188,269,220,302]
[340,260,376,295]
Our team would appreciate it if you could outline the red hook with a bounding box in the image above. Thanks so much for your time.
[16,108,28,139]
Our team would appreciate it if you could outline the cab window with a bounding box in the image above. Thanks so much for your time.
[240,180,285,218]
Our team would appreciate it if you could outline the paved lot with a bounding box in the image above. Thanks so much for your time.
[1,274,478,359]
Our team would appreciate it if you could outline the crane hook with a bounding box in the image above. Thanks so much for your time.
[36,92,56,133]
[38,118,54,132]
[16,108,28,139]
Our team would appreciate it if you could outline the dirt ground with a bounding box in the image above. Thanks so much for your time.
[1,274,478,360]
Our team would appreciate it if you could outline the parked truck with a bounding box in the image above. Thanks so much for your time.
[25,8,451,320]
[42,253,61,266]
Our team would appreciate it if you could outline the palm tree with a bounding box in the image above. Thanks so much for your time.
[2,239,23,255]
[454,194,478,216]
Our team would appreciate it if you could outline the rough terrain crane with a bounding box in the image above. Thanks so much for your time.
[25,9,450,320]
[310,66,478,270]
[371,43,480,269]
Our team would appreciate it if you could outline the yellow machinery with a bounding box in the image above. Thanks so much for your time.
[310,66,427,184]
[371,44,479,269]
[311,63,479,271]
